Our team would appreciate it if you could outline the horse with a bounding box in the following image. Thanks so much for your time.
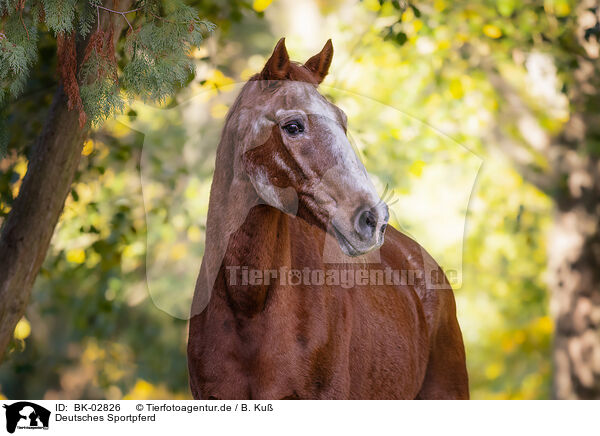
[187,38,469,399]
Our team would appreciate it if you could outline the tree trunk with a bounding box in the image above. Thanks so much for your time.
[0,85,87,361]
[550,200,600,399]
[550,0,600,399]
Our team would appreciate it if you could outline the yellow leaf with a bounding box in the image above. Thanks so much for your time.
[14,318,31,340]
[0,202,10,214]
[412,19,423,33]
[483,24,502,39]
[390,128,402,140]
[239,67,256,81]
[536,316,553,334]
[449,78,464,99]
[434,0,446,11]
[170,243,187,260]
[123,241,144,259]
[401,8,414,22]
[205,69,235,89]
[10,159,27,198]
[210,103,229,119]
[187,225,203,242]
[11,182,21,199]
[485,362,503,380]
[437,39,451,50]
[555,1,570,16]
[82,139,94,156]
[66,248,86,264]
[456,32,469,43]
[124,379,154,400]
[123,378,187,400]
[409,160,426,178]
[252,0,273,12]
[363,0,381,11]
[191,46,208,60]
[14,159,28,179]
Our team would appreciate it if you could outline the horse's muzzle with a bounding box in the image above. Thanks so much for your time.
[332,203,389,257]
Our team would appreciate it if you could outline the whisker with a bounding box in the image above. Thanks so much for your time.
[384,188,395,203]
[381,184,389,202]
[377,183,398,208]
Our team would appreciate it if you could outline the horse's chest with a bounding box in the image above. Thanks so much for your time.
[198,282,429,399]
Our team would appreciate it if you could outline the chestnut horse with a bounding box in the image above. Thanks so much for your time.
[187,38,469,399]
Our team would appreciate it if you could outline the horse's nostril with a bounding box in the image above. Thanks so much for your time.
[354,205,389,242]
[356,209,377,239]
[365,212,376,229]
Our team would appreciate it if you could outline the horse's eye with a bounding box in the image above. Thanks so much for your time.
[282,120,304,136]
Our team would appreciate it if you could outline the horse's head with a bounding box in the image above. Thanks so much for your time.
[229,38,388,257]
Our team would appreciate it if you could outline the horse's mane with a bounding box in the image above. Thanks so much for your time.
[249,61,320,84]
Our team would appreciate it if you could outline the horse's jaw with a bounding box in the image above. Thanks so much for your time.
[330,223,385,257]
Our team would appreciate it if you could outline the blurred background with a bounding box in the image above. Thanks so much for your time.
[1,0,599,399]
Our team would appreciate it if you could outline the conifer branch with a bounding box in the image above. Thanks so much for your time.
[95,5,141,32]
[0,0,215,136]
[16,0,28,39]
[19,11,29,40]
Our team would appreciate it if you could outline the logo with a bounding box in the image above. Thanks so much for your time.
[2,402,50,433]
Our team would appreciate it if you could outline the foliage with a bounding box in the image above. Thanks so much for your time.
[0,0,215,154]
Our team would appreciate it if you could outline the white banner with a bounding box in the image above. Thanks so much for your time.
[0,400,596,435]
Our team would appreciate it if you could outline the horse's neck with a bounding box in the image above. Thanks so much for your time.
[191,136,259,316]
[224,204,288,268]
[218,198,296,315]
[192,129,296,314]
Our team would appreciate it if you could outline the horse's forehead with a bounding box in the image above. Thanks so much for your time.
[276,82,338,120]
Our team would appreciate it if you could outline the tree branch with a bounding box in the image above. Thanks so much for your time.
[95,5,141,32]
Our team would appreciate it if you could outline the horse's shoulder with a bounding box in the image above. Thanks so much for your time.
[381,226,439,273]
[380,226,457,332]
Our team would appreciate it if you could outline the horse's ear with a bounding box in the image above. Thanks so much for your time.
[305,39,333,84]
[261,37,290,80]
